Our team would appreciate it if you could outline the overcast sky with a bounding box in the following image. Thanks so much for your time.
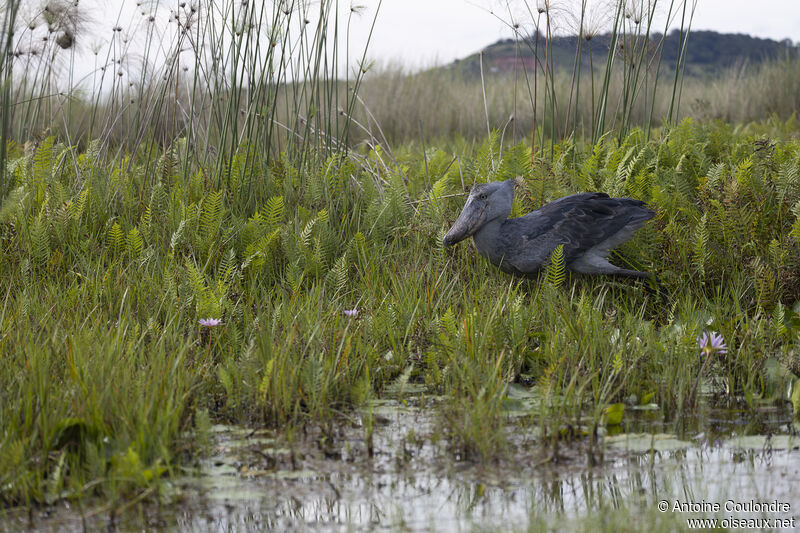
[348,0,800,68]
[15,0,800,84]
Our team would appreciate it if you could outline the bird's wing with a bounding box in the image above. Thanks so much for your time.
[501,194,652,272]
[550,202,637,262]
[532,192,609,215]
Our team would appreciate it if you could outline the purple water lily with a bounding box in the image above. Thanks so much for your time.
[690,330,728,407]
[697,331,727,356]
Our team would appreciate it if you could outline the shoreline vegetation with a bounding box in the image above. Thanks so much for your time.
[1,0,799,527]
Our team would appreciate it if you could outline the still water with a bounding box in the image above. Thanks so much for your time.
[6,392,800,532]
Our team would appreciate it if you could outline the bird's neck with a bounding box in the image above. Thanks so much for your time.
[471,217,505,263]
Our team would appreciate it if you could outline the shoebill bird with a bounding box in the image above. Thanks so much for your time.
[442,179,656,279]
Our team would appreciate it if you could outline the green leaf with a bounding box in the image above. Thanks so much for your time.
[602,403,625,426]
[546,244,566,288]
[126,227,143,258]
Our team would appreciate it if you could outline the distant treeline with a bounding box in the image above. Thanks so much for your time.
[451,30,799,78]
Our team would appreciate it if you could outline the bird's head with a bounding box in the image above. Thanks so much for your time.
[442,179,515,247]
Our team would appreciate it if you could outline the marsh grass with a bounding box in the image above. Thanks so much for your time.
[2,120,799,507]
[355,52,800,148]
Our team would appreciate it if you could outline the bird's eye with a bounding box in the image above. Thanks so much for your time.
[479,193,487,200]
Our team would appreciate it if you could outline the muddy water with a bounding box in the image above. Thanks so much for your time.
[5,393,800,532]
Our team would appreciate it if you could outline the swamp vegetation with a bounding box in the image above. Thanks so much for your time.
[1,0,800,530]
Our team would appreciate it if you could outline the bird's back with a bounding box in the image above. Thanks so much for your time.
[492,192,654,274]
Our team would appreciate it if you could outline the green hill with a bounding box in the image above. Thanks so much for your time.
[450,30,798,78]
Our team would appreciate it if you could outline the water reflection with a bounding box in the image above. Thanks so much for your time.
[166,401,798,532]
[7,399,800,532]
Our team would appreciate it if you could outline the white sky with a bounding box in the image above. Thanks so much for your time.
[347,0,800,68]
[14,0,800,84]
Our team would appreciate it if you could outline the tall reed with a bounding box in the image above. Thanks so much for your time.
[497,0,696,155]
[0,0,379,197]
[0,0,21,197]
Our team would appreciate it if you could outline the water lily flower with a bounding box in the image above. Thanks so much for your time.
[691,330,728,407]
[343,308,358,318]
[698,331,728,356]
[199,317,223,327]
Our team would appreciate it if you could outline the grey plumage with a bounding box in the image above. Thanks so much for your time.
[442,179,655,279]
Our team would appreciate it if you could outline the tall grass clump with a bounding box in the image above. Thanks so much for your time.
[354,0,705,151]
[497,0,696,155]
[1,0,380,191]
[1,0,21,196]
[357,53,800,148]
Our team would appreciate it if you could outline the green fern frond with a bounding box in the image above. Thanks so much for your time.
[108,222,124,254]
[31,215,50,266]
[579,139,605,189]
[32,137,55,184]
[126,227,143,258]
[200,190,223,239]
[324,155,344,198]
[326,254,348,295]
[706,162,726,190]
[186,261,206,296]
[300,218,317,249]
[186,260,220,317]
[71,187,88,222]
[0,185,27,223]
[218,248,237,286]
[170,219,186,253]
[753,258,776,311]
[308,166,326,206]
[286,261,304,294]
[53,203,71,243]
[612,146,637,196]
[149,181,167,214]
[227,152,245,195]
[497,143,531,182]
[159,148,178,188]
[692,213,709,276]
[140,205,151,230]
[791,201,800,242]
[768,238,787,268]
[776,160,800,202]
[772,303,788,337]
[546,244,566,288]
[429,175,450,214]
[261,195,284,227]
[439,307,458,338]
[475,131,500,180]
[734,157,754,190]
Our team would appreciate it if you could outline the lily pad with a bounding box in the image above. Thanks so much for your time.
[269,469,318,480]
[725,435,800,450]
[605,433,694,452]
